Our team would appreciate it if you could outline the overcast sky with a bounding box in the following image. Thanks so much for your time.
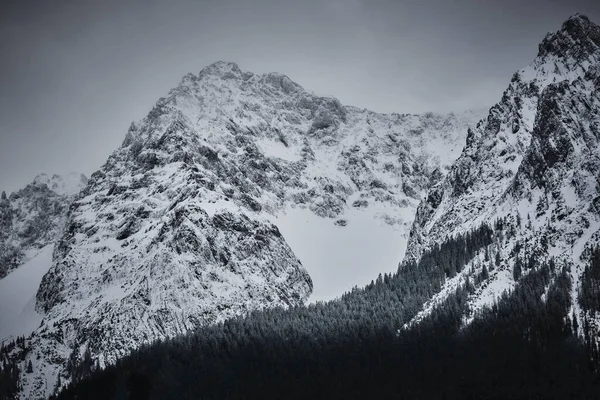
[1,0,599,193]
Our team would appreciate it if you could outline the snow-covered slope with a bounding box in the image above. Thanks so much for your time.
[0,173,87,280]
[0,245,53,343]
[403,14,600,329]
[10,61,482,398]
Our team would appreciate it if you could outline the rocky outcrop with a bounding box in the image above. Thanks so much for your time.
[0,173,87,279]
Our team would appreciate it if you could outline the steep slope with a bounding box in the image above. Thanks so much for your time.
[0,245,54,343]
[0,173,87,280]
[12,62,482,398]
[403,14,600,329]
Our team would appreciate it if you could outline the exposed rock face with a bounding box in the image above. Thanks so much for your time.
[14,61,482,398]
[403,14,600,329]
[0,173,87,280]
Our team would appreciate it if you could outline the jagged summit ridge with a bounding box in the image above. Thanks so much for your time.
[538,14,600,61]
[198,60,243,78]
[197,61,303,93]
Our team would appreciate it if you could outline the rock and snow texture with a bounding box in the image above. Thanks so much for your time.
[403,14,600,327]
[31,173,89,197]
[0,173,87,280]
[11,60,483,398]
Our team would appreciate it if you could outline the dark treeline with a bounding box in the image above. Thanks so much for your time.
[580,246,600,313]
[19,223,600,399]
[579,246,600,368]
[0,337,24,400]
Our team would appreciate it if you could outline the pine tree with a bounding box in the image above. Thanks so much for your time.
[513,260,522,281]
[481,264,489,281]
[26,360,33,374]
[1,191,6,200]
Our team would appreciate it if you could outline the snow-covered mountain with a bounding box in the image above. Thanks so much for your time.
[0,172,87,280]
[7,62,482,398]
[9,12,600,400]
[403,14,600,329]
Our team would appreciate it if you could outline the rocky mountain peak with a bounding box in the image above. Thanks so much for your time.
[198,60,243,79]
[537,13,600,62]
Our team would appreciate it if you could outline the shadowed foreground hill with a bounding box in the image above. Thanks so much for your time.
[51,226,600,399]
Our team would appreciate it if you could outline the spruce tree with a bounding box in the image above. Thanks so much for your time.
[513,261,522,281]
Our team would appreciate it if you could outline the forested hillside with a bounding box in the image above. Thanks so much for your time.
[44,222,600,400]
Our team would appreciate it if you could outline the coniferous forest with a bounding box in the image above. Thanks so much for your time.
[3,221,598,399]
